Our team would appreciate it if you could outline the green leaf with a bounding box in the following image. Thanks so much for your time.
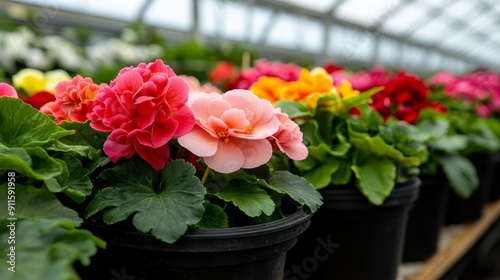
[52,121,107,159]
[302,156,340,189]
[330,159,352,185]
[85,159,206,244]
[300,120,324,146]
[268,170,323,212]
[44,154,92,203]
[274,100,312,119]
[416,118,450,140]
[343,86,383,109]
[357,103,384,130]
[0,97,73,148]
[352,156,396,205]
[0,184,81,226]
[432,135,468,154]
[0,145,63,180]
[215,182,275,217]
[194,202,228,229]
[293,153,318,172]
[438,154,478,198]
[466,122,500,154]
[0,219,104,280]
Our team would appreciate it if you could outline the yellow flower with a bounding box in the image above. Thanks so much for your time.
[45,70,72,93]
[336,80,359,100]
[250,76,289,104]
[12,68,71,96]
[294,67,333,101]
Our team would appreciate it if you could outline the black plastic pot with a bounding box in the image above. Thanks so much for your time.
[488,153,500,202]
[445,153,496,225]
[403,173,449,262]
[79,208,311,280]
[285,177,420,280]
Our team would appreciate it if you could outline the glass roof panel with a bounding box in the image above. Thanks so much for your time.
[277,0,337,13]
[6,0,500,71]
[266,13,298,48]
[15,0,147,21]
[466,13,495,31]
[144,0,192,31]
[249,7,274,43]
[443,0,478,17]
[335,0,404,27]
[199,0,219,36]
[299,18,324,52]
[219,2,249,41]
[418,0,453,9]
[439,30,479,52]
[410,18,452,42]
[380,2,428,35]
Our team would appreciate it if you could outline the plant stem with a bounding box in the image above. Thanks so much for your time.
[175,146,186,159]
[200,166,211,185]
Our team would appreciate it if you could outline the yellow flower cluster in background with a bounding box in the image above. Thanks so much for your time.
[12,68,71,96]
[250,67,359,110]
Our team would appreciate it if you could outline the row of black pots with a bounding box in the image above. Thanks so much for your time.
[76,152,500,280]
[403,152,500,263]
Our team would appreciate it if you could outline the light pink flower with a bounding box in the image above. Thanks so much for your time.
[90,59,195,170]
[427,71,455,86]
[179,75,221,94]
[269,108,308,160]
[40,75,100,123]
[0,83,18,98]
[178,89,281,173]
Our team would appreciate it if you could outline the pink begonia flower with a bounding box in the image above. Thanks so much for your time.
[178,89,281,173]
[232,59,302,90]
[179,75,221,94]
[40,75,100,123]
[427,71,455,86]
[269,108,308,160]
[332,67,392,91]
[90,59,195,170]
[476,104,491,118]
[0,83,18,98]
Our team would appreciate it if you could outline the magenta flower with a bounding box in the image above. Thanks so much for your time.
[269,108,308,160]
[90,59,195,170]
[178,89,281,173]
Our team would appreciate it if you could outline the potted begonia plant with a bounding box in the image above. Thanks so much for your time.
[427,70,500,224]
[338,67,499,261]
[0,59,322,280]
[240,63,427,280]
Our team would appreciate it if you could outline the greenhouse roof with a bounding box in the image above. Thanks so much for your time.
[2,0,500,73]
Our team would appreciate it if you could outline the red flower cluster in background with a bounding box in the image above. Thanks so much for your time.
[335,67,446,123]
[372,72,446,123]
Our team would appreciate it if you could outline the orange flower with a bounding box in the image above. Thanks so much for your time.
[292,68,333,101]
[250,76,289,103]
